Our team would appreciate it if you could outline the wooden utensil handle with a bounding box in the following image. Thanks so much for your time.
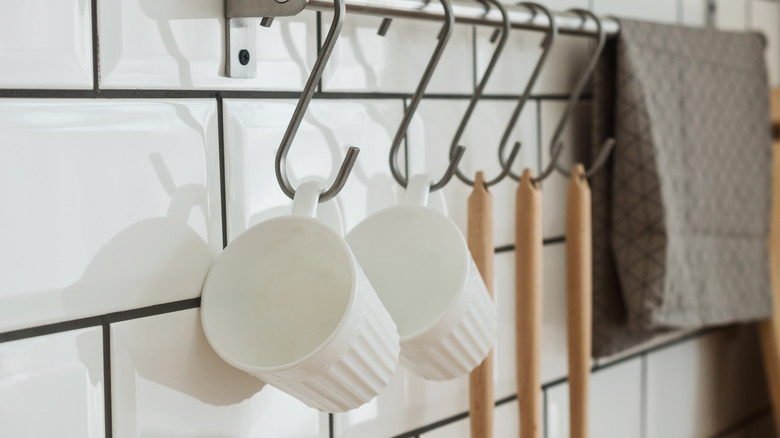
[516,170,543,438]
[468,172,495,438]
[566,165,592,438]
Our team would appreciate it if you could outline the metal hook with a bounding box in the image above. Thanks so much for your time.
[497,2,558,181]
[535,8,608,183]
[274,0,357,202]
[388,0,465,190]
[448,0,520,188]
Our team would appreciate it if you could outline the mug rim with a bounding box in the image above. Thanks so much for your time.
[346,205,471,343]
[201,214,361,374]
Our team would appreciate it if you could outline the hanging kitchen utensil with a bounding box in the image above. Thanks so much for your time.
[546,11,612,438]
[759,87,780,429]
[443,2,520,435]
[489,5,558,437]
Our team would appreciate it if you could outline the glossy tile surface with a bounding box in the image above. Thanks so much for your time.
[593,0,679,23]
[111,308,328,437]
[406,99,538,247]
[751,0,780,86]
[540,101,590,239]
[0,100,221,331]
[646,326,769,438]
[0,0,93,88]
[98,0,317,89]
[0,328,104,437]
[546,358,642,438]
[420,399,525,437]
[223,99,406,237]
[321,15,474,94]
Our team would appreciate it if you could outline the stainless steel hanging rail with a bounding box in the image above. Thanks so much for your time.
[225,0,619,78]
[304,0,620,37]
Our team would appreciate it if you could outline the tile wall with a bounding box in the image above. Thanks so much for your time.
[0,0,779,437]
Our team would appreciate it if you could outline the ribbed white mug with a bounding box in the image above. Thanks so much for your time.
[201,181,400,412]
[346,174,497,380]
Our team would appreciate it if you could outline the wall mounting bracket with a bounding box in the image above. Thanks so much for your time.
[225,0,308,78]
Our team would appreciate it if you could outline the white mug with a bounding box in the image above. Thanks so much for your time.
[201,181,400,412]
[346,174,497,380]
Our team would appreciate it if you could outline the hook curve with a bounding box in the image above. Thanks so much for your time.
[388,0,461,190]
[497,2,558,181]
[535,8,609,183]
[448,0,519,188]
[275,0,356,202]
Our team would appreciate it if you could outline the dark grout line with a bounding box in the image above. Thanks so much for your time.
[710,405,772,438]
[495,236,566,253]
[217,97,228,249]
[90,0,100,91]
[0,88,580,102]
[329,413,334,438]
[0,298,201,343]
[102,323,113,438]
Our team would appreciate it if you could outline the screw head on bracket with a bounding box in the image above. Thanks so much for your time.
[238,49,250,66]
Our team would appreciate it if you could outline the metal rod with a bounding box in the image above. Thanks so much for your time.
[306,0,620,37]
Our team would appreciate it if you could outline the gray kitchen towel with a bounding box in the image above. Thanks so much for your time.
[591,19,773,357]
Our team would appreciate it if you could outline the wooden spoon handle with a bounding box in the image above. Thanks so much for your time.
[566,164,592,438]
[516,169,543,438]
[468,172,495,438]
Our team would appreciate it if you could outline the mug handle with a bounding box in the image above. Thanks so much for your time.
[291,180,345,235]
[404,173,448,216]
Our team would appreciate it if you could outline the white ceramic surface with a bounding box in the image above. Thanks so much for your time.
[593,0,679,23]
[0,100,221,332]
[111,308,329,437]
[751,0,780,86]
[546,358,643,438]
[347,175,496,380]
[682,0,707,26]
[420,399,526,437]
[0,328,104,437]
[475,30,590,96]
[405,99,538,247]
[202,182,400,412]
[540,101,591,238]
[717,0,748,30]
[645,326,769,438]
[0,0,93,88]
[98,0,317,89]
[320,14,474,94]
[223,99,406,239]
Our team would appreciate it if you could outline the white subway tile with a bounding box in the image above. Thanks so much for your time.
[0,328,104,437]
[321,16,474,94]
[546,358,642,438]
[751,0,780,87]
[540,101,591,239]
[405,99,538,247]
[110,308,328,437]
[333,366,469,437]
[646,326,769,438]
[493,244,575,397]
[223,99,406,237]
[420,399,525,437]
[681,0,708,26]
[0,100,222,332]
[716,0,748,30]
[593,0,679,23]
[0,0,93,88]
[98,0,317,90]
[475,31,590,96]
